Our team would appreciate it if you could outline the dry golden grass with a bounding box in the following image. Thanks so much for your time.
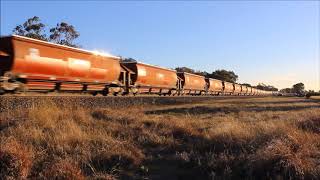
[0,96,320,179]
[311,96,320,100]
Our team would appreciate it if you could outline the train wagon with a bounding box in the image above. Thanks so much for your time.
[240,85,248,95]
[251,88,256,95]
[177,72,206,95]
[264,90,269,96]
[253,88,259,96]
[234,83,242,95]
[0,35,123,95]
[257,89,261,95]
[266,91,269,96]
[0,35,277,97]
[247,86,253,96]
[121,61,178,95]
[272,91,279,96]
[223,81,234,95]
[206,78,223,95]
[250,88,254,95]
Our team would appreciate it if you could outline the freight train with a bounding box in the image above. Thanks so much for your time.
[0,35,276,96]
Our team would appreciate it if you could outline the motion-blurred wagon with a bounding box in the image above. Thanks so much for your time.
[121,61,178,95]
[241,85,248,95]
[206,78,223,95]
[0,35,123,95]
[223,81,234,95]
[177,72,206,95]
[234,83,242,95]
[0,35,276,97]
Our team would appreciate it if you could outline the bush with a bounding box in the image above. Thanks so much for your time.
[306,92,320,98]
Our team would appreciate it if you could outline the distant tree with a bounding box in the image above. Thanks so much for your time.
[241,83,252,87]
[257,83,278,91]
[175,67,196,74]
[207,69,238,83]
[121,57,137,63]
[49,22,80,47]
[268,86,278,91]
[280,88,292,93]
[13,16,47,41]
[175,67,207,76]
[306,90,320,98]
[196,71,208,76]
[257,83,266,90]
[175,68,239,81]
[13,16,80,47]
[307,90,315,94]
[292,82,305,94]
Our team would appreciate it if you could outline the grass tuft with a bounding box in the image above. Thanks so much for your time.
[0,138,33,179]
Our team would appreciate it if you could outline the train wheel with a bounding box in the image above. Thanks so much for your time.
[15,82,27,94]
[92,92,98,96]
[0,88,5,95]
[120,89,127,96]
[101,90,108,96]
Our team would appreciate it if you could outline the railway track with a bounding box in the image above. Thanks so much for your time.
[0,95,260,112]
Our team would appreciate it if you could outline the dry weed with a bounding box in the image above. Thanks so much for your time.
[0,138,33,179]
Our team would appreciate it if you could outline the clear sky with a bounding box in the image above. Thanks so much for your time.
[1,1,319,91]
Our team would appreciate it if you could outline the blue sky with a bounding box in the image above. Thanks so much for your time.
[1,1,319,90]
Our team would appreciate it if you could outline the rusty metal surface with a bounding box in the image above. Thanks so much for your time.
[207,78,223,92]
[122,62,177,88]
[252,88,258,95]
[241,85,248,94]
[234,84,242,94]
[223,82,234,93]
[178,72,206,91]
[1,35,121,85]
[257,89,262,95]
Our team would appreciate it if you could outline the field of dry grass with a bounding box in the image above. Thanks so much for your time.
[311,96,320,100]
[1,96,320,179]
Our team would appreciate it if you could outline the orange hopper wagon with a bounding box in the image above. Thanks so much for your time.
[177,72,206,95]
[206,78,223,95]
[223,81,234,95]
[240,85,248,95]
[247,86,253,96]
[0,35,124,95]
[121,61,178,95]
[234,84,242,95]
